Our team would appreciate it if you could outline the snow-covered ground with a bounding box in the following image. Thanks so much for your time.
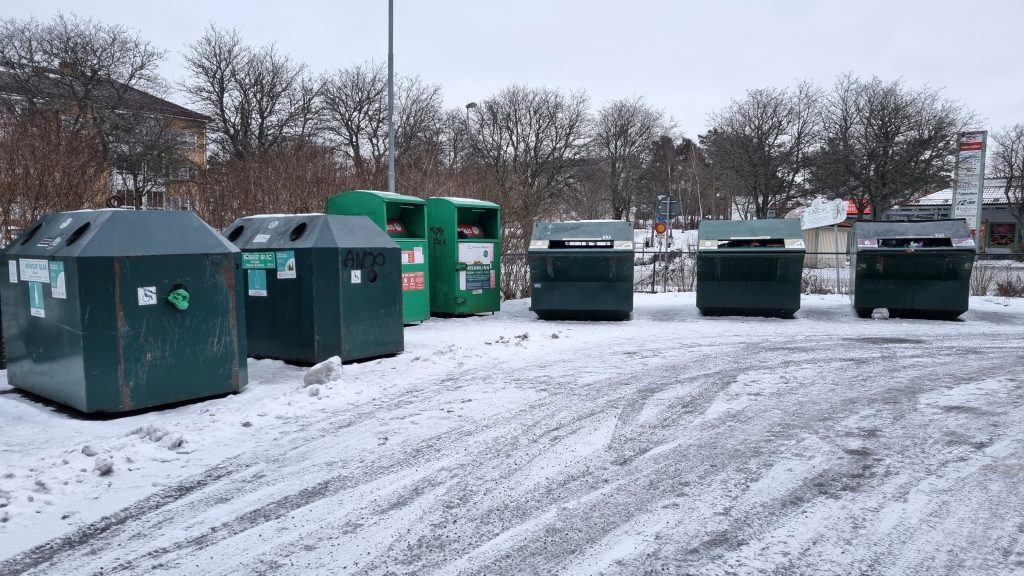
[1,293,1023,575]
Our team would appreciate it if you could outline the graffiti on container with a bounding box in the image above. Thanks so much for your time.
[430,226,446,249]
[343,249,387,269]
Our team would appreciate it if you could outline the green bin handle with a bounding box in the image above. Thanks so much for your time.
[167,288,190,311]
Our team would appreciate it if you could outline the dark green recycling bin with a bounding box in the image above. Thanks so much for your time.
[529,220,634,320]
[0,210,247,413]
[225,214,404,364]
[850,219,975,319]
[426,197,501,316]
[325,190,430,324]
[696,219,806,317]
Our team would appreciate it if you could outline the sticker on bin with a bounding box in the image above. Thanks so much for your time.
[458,243,493,265]
[9,260,17,283]
[252,233,271,243]
[952,237,976,247]
[137,286,158,306]
[784,239,806,249]
[351,270,361,284]
[28,282,45,317]
[247,269,268,296]
[276,251,296,279]
[401,248,425,265]
[242,252,276,269]
[402,271,425,291]
[49,261,66,299]
[19,258,50,283]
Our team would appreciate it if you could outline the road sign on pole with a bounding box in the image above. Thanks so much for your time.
[657,196,681,219]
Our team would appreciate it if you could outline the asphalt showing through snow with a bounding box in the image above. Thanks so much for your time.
[2,294,1023,575]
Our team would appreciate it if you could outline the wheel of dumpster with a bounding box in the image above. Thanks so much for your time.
[855,307,872,319]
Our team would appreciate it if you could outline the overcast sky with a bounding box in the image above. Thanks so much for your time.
[3,0,1022,138]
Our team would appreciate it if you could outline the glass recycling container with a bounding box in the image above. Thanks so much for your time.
[850,219,976,319]
[426,197,501,316]
[325,190,430,324]
[528,220,635,320]
[0,210,247,413]
[696,219,806,318]
[225,214,404,364]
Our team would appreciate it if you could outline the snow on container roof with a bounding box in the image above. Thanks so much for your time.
[697,219,803,242]
[532,220,633,242]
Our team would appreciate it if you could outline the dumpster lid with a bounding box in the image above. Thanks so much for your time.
[330,189,425,205]
[5,210,238,257]
[853,219,975,250]
[530,220,633,250]
[225,214,399,250]
[697,219,805,250]
[428,197,500,209]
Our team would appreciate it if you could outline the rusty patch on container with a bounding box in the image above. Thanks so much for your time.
[222,255,242,391]
[113,258,132,410]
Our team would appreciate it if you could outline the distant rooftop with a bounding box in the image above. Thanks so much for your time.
[0,64,209,122]
[903,178,1010,207]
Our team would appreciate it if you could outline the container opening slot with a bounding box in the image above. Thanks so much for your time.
[717,238,785,248]
[226,225,244,242]
[65,222,91,246]
[289,222,307,241]
[19,222,43,245]
[549,239,615,249]
[878,237,952,248]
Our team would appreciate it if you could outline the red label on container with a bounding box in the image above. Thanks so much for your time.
[402,271,425,291]
[457,223,483,238]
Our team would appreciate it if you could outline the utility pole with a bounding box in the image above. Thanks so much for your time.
[387,0,396,193]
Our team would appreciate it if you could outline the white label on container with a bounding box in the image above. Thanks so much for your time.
[138,287,158,306]
[413,246,424,264]
[253,233,271,243]
[8,260,17,283]
[351,270,361,284]
[19,259,50,283]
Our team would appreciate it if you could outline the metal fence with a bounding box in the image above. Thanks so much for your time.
[499,251,1024,299]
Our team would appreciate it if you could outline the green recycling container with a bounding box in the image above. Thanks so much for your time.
[850,219,976,319]
[696,219,806,317]
[225,214,404,364]
[426,197,501,316]
[325,190,429,324]
[0,210,247,414]
[529,220,635,320]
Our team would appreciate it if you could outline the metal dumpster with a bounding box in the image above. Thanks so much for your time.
[325,190,430,324]
[225,214,404,364]
[696,219,805,317]
[528,220,634,320]
[0,210,247,413]
[426,197,501,316]
[850,219,975,319]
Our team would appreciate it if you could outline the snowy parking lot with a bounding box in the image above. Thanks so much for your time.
[1,293,1023,576]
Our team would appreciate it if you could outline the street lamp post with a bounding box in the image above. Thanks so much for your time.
[387,0,395,193]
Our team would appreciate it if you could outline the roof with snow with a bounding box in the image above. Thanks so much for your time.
[903,178,1010,207]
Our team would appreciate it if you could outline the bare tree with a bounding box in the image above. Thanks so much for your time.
[111,112,195,208]
[321,62,387,182]
[701,82,820,219]
[0,14,166,152]
[467,85,590,224]
[0,112,106,243]
[990,124,1024,247]
[812,74,973,218]
[181,25,322,160]
[592,97,665,220]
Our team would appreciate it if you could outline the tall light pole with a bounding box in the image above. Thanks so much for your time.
[387,0,395,193]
